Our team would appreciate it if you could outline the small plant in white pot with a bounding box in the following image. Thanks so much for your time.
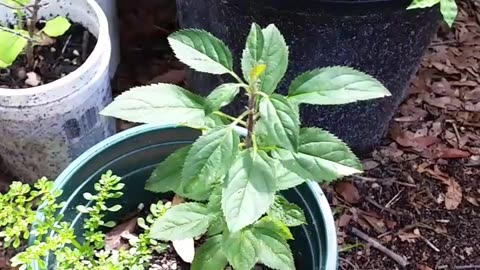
[0,0,115,181]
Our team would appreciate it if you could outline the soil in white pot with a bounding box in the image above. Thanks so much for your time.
[0,21,96,89]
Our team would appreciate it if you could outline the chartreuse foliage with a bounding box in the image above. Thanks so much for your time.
[408,0,458,27]
[0,171,170,270]
[0,0,71,68]
[101,23,390,269]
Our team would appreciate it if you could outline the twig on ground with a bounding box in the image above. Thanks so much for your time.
[339,257,359,270]
[386,189,404,208]
[454,265,480,270]
[61,34,72,54]
[352,175,417,188]
[350,227,410,268]
[364,197,398,215]
[420,236,440,252]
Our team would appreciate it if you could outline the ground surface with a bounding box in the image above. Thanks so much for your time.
[1,0,479,269]
[335,2,480,269]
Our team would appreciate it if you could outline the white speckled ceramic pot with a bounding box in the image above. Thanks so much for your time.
[0,0,116,182]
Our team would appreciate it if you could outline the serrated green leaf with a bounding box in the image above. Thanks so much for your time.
[150,203,211,241]
[222,230,258,270]
[191,235,228,270]
[242,24,288,94]
[222,150,276,232]
[0,28,27,68]
[182,126,240,188]
[205,83,241,114]
[257,94,300,151]
[440,0,458,27]
[242,23,264,83]
[42,16,71,37]
[145,146,189,193]
[168,29,233,74]
[101,84,209,128]
[407,0,440,9]
[288,66,391,105]
[272,128,362,182]
[272,160,306,191]
[252,227,295,270]
[255,216,293,240]
[269,196,306,227]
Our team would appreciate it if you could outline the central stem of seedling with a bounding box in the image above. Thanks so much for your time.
[26,0,41,69]
[245,91,256,148]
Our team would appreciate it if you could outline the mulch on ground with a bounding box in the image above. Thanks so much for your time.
[334,1,480,269]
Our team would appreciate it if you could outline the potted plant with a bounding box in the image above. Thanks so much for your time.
[0,0,115,181]
[93,0,120,74]
[175,0,458,155]
[0,24,390,269]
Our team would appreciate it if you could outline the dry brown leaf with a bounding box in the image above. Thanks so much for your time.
[334,182,361,204]
[417,264,434,270]
[433,145,471,159]
[362,159,380,170]
[445,180,462,210]
[105,218,138,250]
[466,196,479,206]
[337,213,352,228]
[398,232,421,243]
[361,215,387,234]
[148,69,186,84]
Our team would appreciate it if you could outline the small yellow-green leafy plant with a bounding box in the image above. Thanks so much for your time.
[101,23,391,270]
[0,171,169,270]
[0,0,71,68]
[408,0,458,27]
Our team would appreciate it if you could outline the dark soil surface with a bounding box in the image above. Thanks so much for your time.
[334,1,480,269]
[0,22,96,89]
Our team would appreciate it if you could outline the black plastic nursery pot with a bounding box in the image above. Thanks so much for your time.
[31,124,338,270]
[176,0,441,155]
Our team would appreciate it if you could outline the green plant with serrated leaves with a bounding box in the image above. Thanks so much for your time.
[0,0,71,68]
[408,0,458,27]
[101,23,391,270]
[0,171,170,270]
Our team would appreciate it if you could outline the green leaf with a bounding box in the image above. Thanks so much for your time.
[145,146,189,193]
[168,29,233,75]
[272,128,362,182]
[241,23,264,83]
[288,66,391,105]
[257,94,300,151]
[150,203,211,241]
[268,196,306,227]
[272,160,306,191]
[108,205,122,212]
[440,0,458,27]
[407,0,440,9]
[0,28,27,68]
[100,84,209,128]
[205,83,241,114]
[222,230,258,270]
[182,126,240,187]
[191,235,228,270]
[4,0,29,6]
[222,150,276,232]
[255,216,293,240]
[242,24,288,94]
[252,227,295,270]
[146,145,211,200]
[42,16,71,37]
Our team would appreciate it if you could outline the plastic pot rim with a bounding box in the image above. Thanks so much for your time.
[0,0,110,103]
[50,124,338,270]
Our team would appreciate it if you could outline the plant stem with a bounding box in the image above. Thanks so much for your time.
[0,26,33,41]
[26,0,41,69]
[214,111,247,127]
[245,92,256,148]
[51,227,85,252]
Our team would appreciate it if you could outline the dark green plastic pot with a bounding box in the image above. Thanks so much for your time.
[32,124,338,270]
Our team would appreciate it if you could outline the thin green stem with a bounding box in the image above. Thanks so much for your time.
[231,110,250,127]
[229,71,247,86]
[51,227,84,252]
[245,92,256,148]
[214,111,247,127]
[0,26,34,41]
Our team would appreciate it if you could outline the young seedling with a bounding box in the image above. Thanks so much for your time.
[0,0,71,68]
[0,171,170,270]
[101,23,391,270]
[408,0,458,27]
